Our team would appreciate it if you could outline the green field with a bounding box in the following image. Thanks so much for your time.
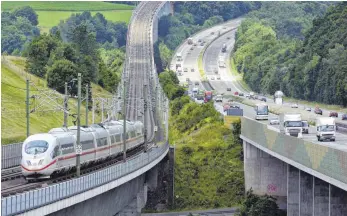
[37,10,132,33]
[1,1,134,11]
[1,1,133,33]
[1,56,112,144]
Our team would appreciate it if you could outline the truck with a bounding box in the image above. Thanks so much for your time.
[280,113,303,138]
[222,44,227,52]
[274,91,284,105]
[192,87,199,94]
[316,117,336,141]
[196,90,204,100]
[255,103,269,120]
[249,92,255,99]
[218,56,225,68]
[204,91,213,103]
[176,53,182,61]
[188,38,193,45]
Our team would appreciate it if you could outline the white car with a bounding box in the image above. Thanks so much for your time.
[291,103,298,108]
[211,77,215,80]
[269,118,280,125]
[305,107,311,112]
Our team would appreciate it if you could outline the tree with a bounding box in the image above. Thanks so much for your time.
[46,59,79,95]
[13,6,38,26]
[25,34,59,77]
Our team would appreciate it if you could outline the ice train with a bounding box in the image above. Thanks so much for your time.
[21,120,144,180]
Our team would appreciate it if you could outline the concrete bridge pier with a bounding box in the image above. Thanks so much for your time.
[116,184,148,216]
[243,141,287,209]
[287,165,347,216]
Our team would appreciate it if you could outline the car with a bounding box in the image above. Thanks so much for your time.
[269,118,280,125]
[186,78,190,81]
[211,77,215,80]
[254,95,259,100]
[227,88,231,91]
[329,111,338,117]
[245,94,250,98]
[191,68,195,72]
[291,103,298,108]
[195,81,199,86]
[230,104,240,109]
[217,76,221,80]
[178,72,182,76]
[342,114,347,120]
[214,69,218,74]
[200,43,204,46]
[260,97,267,102]
[227,99,233,103]
[314,108,323,115]
[187,52,191,55]
[305,107,312,112]
[234,91,239,96]
[215,97,223,103]
[239,92,244,96]
[223,104,231,112]
[198,39,202,42]
[184,68,188,72]
[302,120,309,134]
[227,37,230,40]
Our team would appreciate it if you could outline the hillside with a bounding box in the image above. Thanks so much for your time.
[156,71,244,210]
[1,1,134,33]
[233,2,347,106]
[1,56,112,144]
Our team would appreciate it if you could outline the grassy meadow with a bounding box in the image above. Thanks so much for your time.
[1,1,134,33]
[1,56,112,144]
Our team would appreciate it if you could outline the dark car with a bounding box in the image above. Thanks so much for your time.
[329,111,338,117]
[227,88,231,91]
[260,97,267,102]
[314,108,323,115]
[239,92,244,96]
[342,114,347,120]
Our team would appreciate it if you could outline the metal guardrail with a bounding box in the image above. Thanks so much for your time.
[2,143,23,169]
[1,143,169,216]
[240,117,347,188]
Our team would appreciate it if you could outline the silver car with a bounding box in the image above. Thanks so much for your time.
[269,118,280,125]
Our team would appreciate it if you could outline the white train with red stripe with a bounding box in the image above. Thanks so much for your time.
[21,120,144,180]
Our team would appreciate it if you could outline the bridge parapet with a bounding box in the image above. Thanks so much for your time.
[2,143,169,216]
[240,117,347,190]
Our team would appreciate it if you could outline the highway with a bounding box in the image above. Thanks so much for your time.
[173,18,347,152]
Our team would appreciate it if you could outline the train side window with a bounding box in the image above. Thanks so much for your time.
[61,142,74,154]
[131,131,136,138]
[51,146,60,158]
[111,135,115,144]
[116,135,121,142]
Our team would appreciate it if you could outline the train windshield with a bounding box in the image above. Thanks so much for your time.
[25,140,49,155]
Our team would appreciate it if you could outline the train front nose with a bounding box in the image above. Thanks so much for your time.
[21,158,52,178]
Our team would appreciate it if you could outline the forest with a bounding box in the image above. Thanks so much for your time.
[233,2,347,106]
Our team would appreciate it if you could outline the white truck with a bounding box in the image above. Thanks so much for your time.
[316,117,336,142]
[255,103,269,120]
[274,91,284,105]
[176,53,182,61]
[280,113,303,138]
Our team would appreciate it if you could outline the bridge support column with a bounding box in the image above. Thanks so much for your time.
[146,164,158,190]
[314,177,329,216]
[243,141,287,209]
[330,184,347,216]
[117,184,148,216]
[287,165,347,216]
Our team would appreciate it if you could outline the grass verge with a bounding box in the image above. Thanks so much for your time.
[1,56,112,144]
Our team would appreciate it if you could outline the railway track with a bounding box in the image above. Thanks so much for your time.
[1,166,22,182]
[1,144,146,197]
